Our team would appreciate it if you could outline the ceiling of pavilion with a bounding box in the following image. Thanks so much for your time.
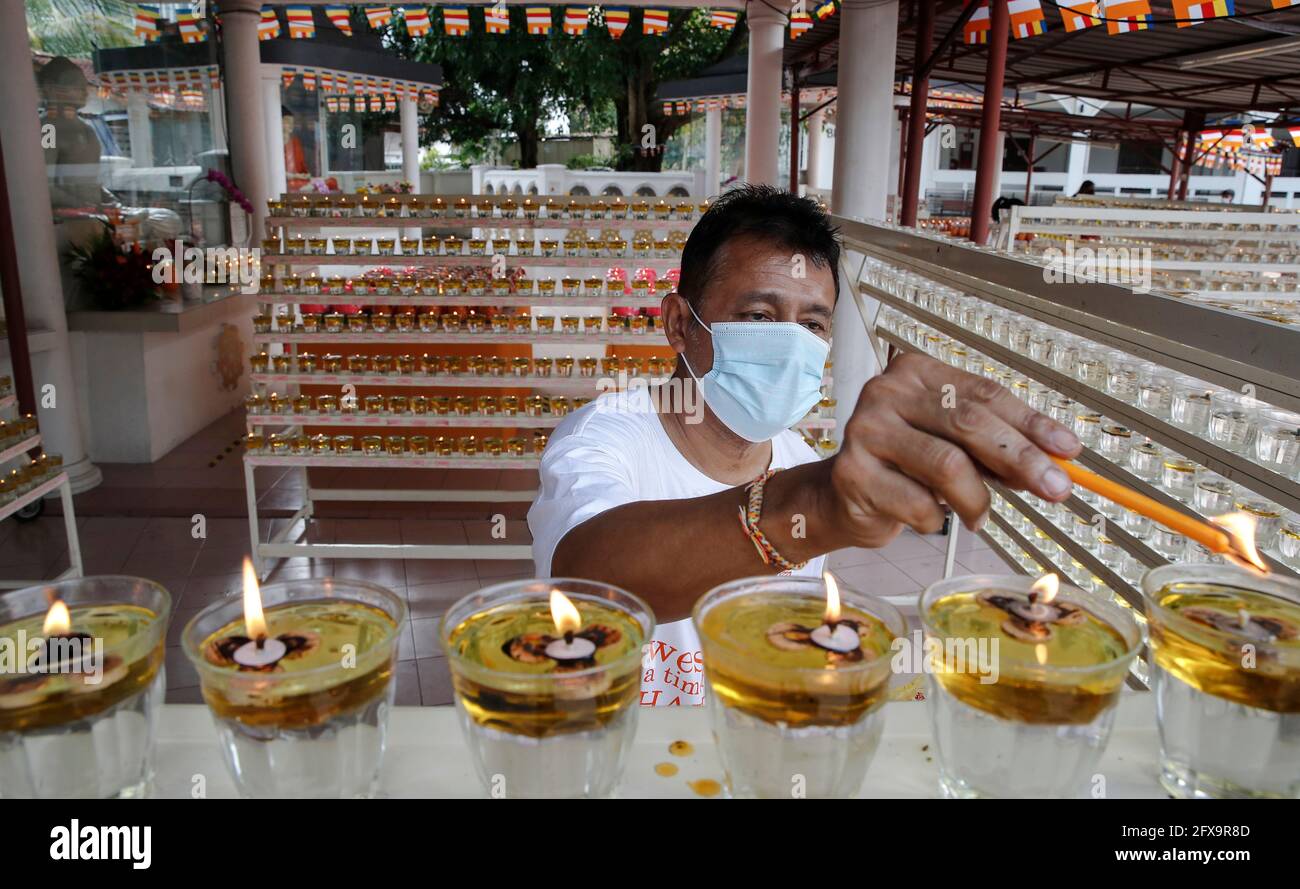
[787,0,1300,118]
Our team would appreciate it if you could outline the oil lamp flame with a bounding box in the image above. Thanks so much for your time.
[1210,511,1269,574]
[1034,643,1048,666]
[549,589,582,636]
[242,557,268,640]
[823,572,841,625]
[43,600,71,636]
[1030,573,1059,604]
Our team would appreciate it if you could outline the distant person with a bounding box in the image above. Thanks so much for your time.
[1075,180,1096,197]
[283,107,310,191]
[1220,189,1235,204]
[990,195,1024,223]
[37,57,103,209]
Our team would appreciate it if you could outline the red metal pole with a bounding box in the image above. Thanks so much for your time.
[900,0,935,227]
[1167,131,1183,201]
[1177,110,1203,202]
[789,74,801,194]
[970,0,1008,245]
[0,130,38,418]
[1023,133,1036,203]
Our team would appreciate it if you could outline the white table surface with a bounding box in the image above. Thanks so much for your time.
[154,692,1168,798]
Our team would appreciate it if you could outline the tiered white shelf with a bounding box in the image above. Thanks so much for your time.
[0,391,82,588]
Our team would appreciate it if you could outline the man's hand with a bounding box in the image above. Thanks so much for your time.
[822,352,1081,546]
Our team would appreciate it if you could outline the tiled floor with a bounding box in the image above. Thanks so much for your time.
[5,411,992,707]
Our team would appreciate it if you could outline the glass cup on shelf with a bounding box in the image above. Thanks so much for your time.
[1207,391,1259,455]
[1192,472,1236,517]
[1128,438,1165,483]
[1097,423,1133,465]
[1074,343,1108,390]
[1048,333,1079,377]
[1135,367,1173,420]
[1072,411,1103,450]
[1277,512,1300,568]
[1254,408,1300,479]
[1150,525,1186,561]
[1170,376,1217,434]
[1161,456,1199,504]
[1233,494,1285,551]
[1104,351,1140,404]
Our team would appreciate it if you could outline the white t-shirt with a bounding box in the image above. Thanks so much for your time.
[528,386,826,708]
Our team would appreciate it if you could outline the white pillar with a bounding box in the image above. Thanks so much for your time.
[805,107,825,192]
[705,105,722,196]
[261,72,288,202]
[829,0,898,437]
[208,84,227,153]
[744,3,785,186]
[400,96,421,193]
[1062,137,1089,196]
[220,0,271,242]
[0,2,100,492]
[126,91,153,167]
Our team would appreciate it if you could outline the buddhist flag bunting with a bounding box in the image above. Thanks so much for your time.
[325,5,353,35]
[443,6,470,34]
[282,68,297,89]
[1104,0,1152,34]
[564,7,589,33]
[326,96,339,112]
[134,4,161,41]
[339,96,351,112]
[404,6,431,36]
[605,7,630,38]
[527,7,552,33]
[209,67,220,89]
[710,9,739,29]
[790,10,813,37]
[303,70,317,91]
[177,7,205,42]
[486,5,511,32]
[321,71,335,92]
[365,6,393,28]
[258,5,280,40]
[964,0,990,44]
[286,5,315,38]
[1172,0,1235,27]
[643,8,668,34]
[385,95,397,113]
[1270,0,1299,8]
[675,101,688,115]
[1058,0,1101,30]
[1290,126,1300,144]
[662,101,673,116]
[1008,0,1047,37]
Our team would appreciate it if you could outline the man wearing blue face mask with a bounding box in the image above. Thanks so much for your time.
[528,185,1081,707]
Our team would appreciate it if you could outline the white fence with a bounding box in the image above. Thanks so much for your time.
[471,163,705,198]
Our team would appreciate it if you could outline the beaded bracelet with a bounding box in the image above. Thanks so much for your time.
[737,468,807,572]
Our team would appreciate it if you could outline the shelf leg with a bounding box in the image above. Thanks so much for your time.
[942,512,960,580]
[59,479,83,579]
[244,457,266,580]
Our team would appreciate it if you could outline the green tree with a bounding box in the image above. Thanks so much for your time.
[26,0,136,57]
[388,6,569,169]
[388,6,746,172]
[556,7,745,173]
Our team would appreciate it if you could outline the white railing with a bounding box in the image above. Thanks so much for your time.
[472,163,704,198]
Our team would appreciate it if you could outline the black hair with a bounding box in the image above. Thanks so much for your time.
[677,183,840,309]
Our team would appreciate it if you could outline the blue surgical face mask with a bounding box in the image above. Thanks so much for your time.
[678,300,830,443]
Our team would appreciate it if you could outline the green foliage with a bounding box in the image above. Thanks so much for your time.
[26,0,136,57]
[388,6,746,172]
